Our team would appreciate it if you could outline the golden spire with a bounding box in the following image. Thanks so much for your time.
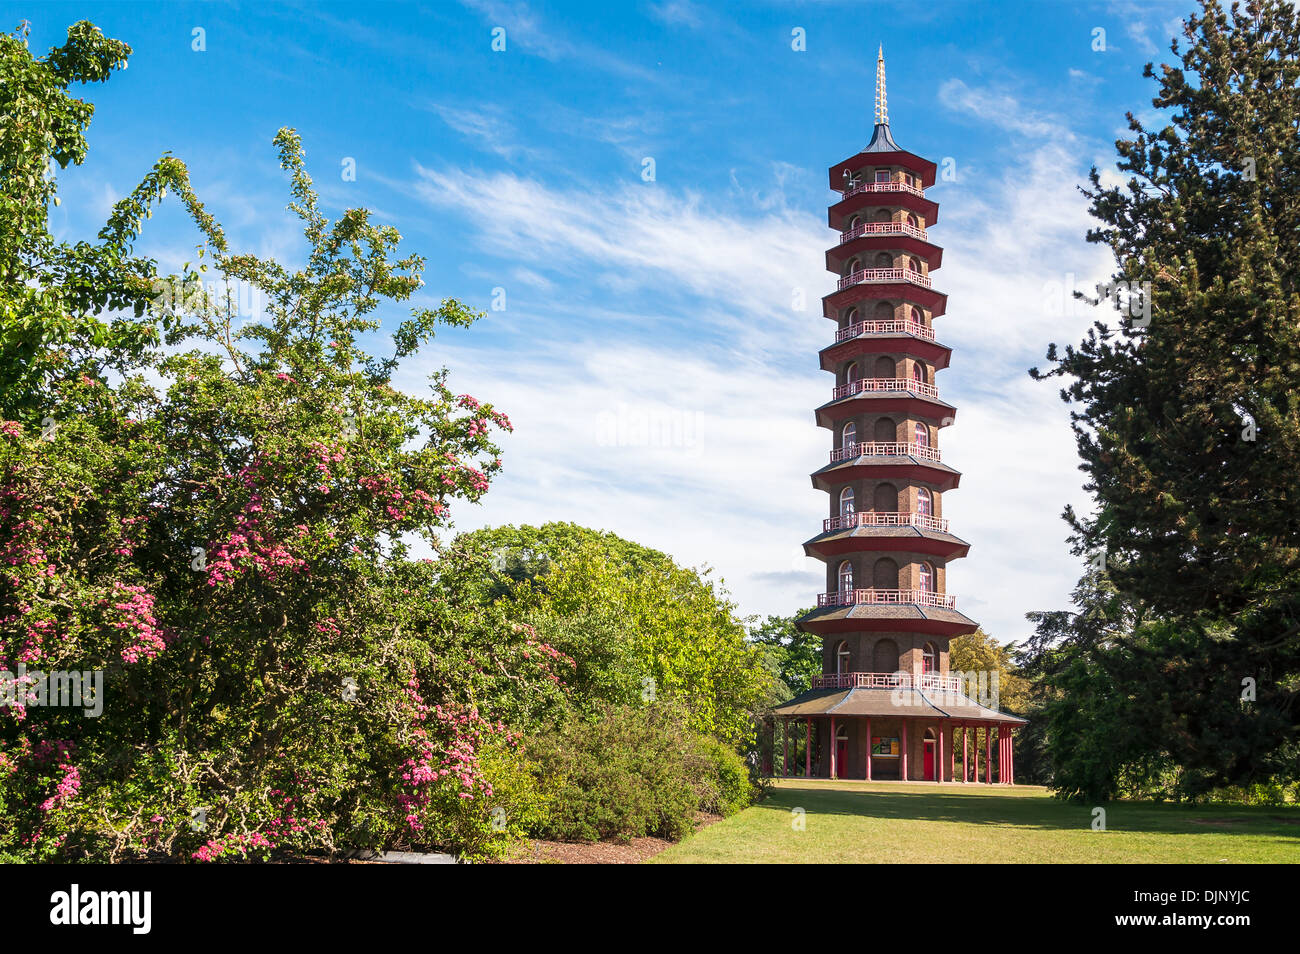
[875,45,888,126]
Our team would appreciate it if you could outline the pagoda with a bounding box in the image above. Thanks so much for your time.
[771,50,1025,784]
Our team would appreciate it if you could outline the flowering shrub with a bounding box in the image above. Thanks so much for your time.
[0,95,547,860]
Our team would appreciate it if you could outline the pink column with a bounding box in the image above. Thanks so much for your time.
[901,719,909,782]
[830,716,837,780]
[1008,728,1015,785]
[937,721,944,784]
[949,721,955,781]
[805,717,811,778]
[962,724,968,783]
[865,716,872,781]
[985,724,992,785]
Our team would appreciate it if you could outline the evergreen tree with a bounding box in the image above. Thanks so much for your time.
[1032,0,1300,796]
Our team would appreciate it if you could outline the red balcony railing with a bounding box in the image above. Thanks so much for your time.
[822,510,949,533]
[834,319,935,343]
[811,671,966,692]
[839,221,929,244]
[837,267,932,291]
[840,180,926,200]
[832,377,939,400]
[829,441,940,463]
[816,588,956,609]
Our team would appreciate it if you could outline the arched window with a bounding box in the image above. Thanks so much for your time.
[914,422,929,446]
[918,562,934,593]
[911,362,925,385]
[922,642,937,674]
[842,422,857,452]
[874,301,894,319]
[844,306,858,326]
[836,640,851,675]
[906,213,918,228]
[839,487,855,518]
[906,256,920,273]
[875,169,891,183]
[917,487,932,517]
[845,361,861,384]
[837,561,854,596]
[846,258,861,276]
[910,306,923,324]
[847,214,861,231]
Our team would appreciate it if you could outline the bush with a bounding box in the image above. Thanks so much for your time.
[525,704,756,843]
[689,735,758,818]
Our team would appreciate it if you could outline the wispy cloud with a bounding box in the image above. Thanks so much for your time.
[938,78,1067,139]
[426,103,546,162]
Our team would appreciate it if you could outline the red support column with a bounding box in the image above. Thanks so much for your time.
[985,723,992,785]
[949,721,955,782]
[805,717,812,778]
[901,719,909,782]
[1003,727,1013,790]
[830,716,837,780]
[962,724,968,783]
[937,721,944,784]
[865,716,872,781]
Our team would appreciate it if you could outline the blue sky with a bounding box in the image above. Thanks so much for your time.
[7,0,1199,642]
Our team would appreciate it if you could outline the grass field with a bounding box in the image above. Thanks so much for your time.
[651,779,1300,864]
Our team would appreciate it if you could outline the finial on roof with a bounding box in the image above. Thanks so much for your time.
[875,45,888,126]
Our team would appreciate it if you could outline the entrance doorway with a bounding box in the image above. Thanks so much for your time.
[923,728,936,781]
[835,724,849,779]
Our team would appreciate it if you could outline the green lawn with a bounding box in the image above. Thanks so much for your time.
[651,779,1300,864]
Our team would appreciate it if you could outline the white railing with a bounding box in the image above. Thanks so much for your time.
[839,221,929,244]
[832,377,939,400]
[840,180,926,200]
[816,588,956,609]
[834,319,935,343]
[837,267,932,291]
[829,441,940,463]
[812,671,965,693]
[822,510,949,533]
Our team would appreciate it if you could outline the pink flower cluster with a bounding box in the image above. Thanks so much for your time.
[205,495,307,588]
[192,831,275,862]
[102,583,169,664]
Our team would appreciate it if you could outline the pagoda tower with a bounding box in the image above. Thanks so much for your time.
[772,49,1025,785]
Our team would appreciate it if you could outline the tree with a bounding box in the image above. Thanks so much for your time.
[0,93,538,858]
[747,611,820,703]
[0,21,205,420]
[456,523,774,746]
[1030,0,1300,796]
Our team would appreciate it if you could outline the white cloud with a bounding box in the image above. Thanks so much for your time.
[938,79,1065,139]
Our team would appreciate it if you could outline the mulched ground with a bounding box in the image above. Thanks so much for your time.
[504,813,725,864]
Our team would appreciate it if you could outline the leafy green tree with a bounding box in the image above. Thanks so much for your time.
[457,523,774,746]
[747,610,819,702]
[1030,0,1300,795]
[0,21,208,419]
